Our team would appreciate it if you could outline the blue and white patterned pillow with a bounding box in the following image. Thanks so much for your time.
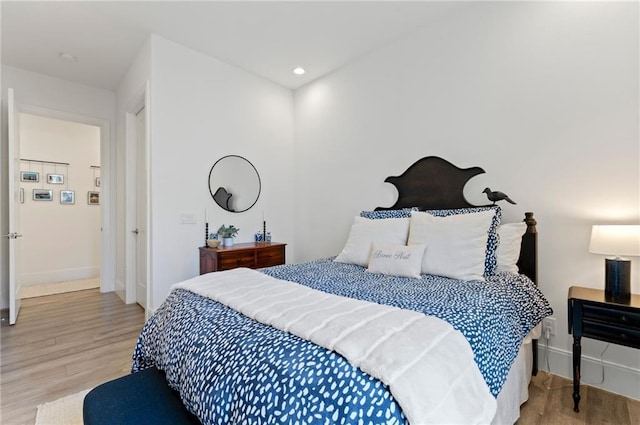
[360,207,418,220]
[425,206,502,276]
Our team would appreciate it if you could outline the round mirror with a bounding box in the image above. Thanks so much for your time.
[208,155,261,213]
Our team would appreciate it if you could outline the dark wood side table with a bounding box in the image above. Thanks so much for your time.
[568,286,640,412]
[199,242,286,274]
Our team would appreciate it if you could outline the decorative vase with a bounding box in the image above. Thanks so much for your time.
[222,237,234,247]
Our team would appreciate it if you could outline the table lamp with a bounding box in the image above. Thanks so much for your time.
[589,225,640,303]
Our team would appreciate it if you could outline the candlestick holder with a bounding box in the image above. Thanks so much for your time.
[204,222,209,247]
[263,221,267,243]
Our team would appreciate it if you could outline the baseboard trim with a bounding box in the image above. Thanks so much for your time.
[538,342,640,401]
[145,307,155,321]
[21,267,100,286]
[20,278,100,299]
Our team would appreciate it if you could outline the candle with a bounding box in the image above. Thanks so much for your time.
[205,209,208,224]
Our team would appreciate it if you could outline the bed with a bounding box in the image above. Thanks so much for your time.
[88,156,552,425]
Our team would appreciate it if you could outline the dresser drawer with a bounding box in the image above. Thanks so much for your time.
[218,252,256,270]
[199,243,286,274]
[583,304,640,328]
[583,319,640,348]
[256,246,285,268]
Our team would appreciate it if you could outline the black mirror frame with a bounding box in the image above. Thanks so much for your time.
[208,155,261,213]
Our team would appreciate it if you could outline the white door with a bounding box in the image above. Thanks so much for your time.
[7,88,22,324]
[134,107,147,308]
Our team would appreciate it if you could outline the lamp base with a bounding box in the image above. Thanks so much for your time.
[605,258,631,303]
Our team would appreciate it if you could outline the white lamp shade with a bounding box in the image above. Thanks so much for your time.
[589,225,640,257]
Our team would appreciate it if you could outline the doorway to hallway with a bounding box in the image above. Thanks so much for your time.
[17,113,102,299]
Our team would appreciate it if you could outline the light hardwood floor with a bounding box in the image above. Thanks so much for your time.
[519,372,640,425]
[1,289,639,425]
[0,289,145,425]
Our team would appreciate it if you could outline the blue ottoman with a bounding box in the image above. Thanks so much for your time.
[83,366,201,425]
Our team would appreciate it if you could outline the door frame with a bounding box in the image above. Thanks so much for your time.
[18,104,114,294]
[7,88,22,324]
[134,107,147,309]
[123,81,152,316]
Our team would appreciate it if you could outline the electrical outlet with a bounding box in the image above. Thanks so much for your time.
[543,317,556,337]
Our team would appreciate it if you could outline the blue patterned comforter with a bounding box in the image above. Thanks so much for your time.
[132,258,552,424]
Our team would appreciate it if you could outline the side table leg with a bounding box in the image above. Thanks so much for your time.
[572,336,581,412]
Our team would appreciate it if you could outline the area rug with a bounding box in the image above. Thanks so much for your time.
[35,389,90,425]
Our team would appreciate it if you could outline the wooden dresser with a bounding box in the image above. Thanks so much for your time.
[199,242,286,274]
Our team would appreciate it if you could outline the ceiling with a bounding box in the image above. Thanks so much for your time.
[1,1,462,91]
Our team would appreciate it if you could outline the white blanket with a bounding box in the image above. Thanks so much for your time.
[175,268,497,425]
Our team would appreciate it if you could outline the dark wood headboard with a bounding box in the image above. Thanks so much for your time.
[518,212,538,285]
[374,156,537,283]
[375,156,484,210]
[375,156,539,374]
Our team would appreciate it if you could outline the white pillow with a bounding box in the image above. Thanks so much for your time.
[334,217,410,267]
[367,242,426,278]
[408,210,495,281]
[495,222,527,273]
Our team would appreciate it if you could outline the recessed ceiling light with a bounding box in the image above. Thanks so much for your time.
[293,67,306,75]
[59,52,78,62]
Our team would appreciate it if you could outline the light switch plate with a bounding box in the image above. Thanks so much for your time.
[180,212,197,224]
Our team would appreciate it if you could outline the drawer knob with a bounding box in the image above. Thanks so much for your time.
[620,315,627,322]
[620,333,628,340]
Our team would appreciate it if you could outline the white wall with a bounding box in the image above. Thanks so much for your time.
[148,35,294,309]
[19,114,101,285]
[1,66,116,309]
[294,2,639,398]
